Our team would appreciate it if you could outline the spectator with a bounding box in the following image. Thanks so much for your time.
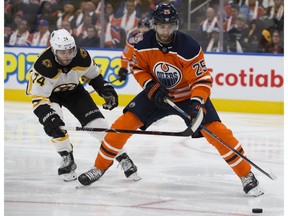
[115,0,142,18]
[104,21,122,48]
[242,19,264,52]
[90,0,101,17]
[259,28,274,52]
[95,1,115,33]
[22,0,40,33]
[9,0,28,20]
[224,4,240,32]
[74,2,87,28]
[29,19,50,47]
[205,27,221,52]
[60,20,73,34]
[8,19,30,46]
[37,0,58,32]
[116,0,141,36]
[262,0,274,8]
[199,7,219,40]
[4,0,14,27]
[264,29,283,53]
[56,3,76,29]
[4,26,12,45]
[71,2,97,28]
[226,31,244,53]
[265,0,284,31]
[9,11,24,31]
[249,0,265,20]
[73,13,93,40]
[239,0,265,21]
[101,2,122,48]
[78,25,100,48]
[223,0,232,19]
[232,14,249,45]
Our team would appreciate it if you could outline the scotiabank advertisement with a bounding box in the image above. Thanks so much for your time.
[4,47,283,103]
[205,54,283,102]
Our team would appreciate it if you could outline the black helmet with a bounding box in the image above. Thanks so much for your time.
[152,3,178,25]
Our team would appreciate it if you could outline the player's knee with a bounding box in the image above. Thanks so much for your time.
[85,118,109,141]
[203,121,238,147]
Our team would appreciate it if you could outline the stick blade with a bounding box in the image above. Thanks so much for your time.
[268,170,277,180]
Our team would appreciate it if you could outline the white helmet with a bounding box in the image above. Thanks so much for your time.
[50,29,77,58]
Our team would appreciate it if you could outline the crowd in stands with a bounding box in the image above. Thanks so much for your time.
[196,0,284,53]
[4,0,284,54]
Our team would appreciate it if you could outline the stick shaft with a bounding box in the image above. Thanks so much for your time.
[199,125,275,180]
[72,127,192,137]
[165,99,276,180]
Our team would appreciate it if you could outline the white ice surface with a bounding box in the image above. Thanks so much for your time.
[4,101,284,216]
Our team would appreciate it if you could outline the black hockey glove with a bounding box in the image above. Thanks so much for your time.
[41,111,66,138]
[118,67,128,82]
[188,97,206,131]
[101,84,119,110]
[145,81,173,109]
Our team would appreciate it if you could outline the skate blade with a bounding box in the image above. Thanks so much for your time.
[63,171,77,182]
[129,172,141,181]
[75,184,86,189]
[248,186,264,197]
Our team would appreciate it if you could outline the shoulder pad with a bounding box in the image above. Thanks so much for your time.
[134,33,144,44]
[33,48,59,78]
[175,32,201,60]
[72,48,92,67]
[134,30,155,50]
[127,31,139,45]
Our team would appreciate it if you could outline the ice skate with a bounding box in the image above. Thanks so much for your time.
[58,151,77,182]
[78,168,106,186]
[116,152,141,181]
[241,172,264,197]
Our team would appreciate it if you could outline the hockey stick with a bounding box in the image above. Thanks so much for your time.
[165,99,277,180]
[89,72,133,94]
[68,126,193,137]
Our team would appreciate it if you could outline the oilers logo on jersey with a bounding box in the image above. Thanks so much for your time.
[153,62,181,88]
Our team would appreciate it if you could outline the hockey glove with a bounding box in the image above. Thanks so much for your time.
[188,97,206,131]
[101,84,119,110]
[145,81,173,109]
[41,111,66,138]
[118,67,128,82]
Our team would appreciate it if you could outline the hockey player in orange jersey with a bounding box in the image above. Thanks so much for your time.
[78,3,263,196]
[117,16,151,82]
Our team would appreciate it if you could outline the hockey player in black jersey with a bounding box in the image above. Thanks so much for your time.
[26,29,137,182]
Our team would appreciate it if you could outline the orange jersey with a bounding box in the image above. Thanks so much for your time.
[120,28,139,70]
[132,30,212,102]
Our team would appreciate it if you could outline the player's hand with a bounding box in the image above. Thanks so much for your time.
[101,86,119,110]
[145,81,173,108]
[189,98,206,118]
[42,112,66,138]
[118,68,128,82]
[188,98,206,130]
